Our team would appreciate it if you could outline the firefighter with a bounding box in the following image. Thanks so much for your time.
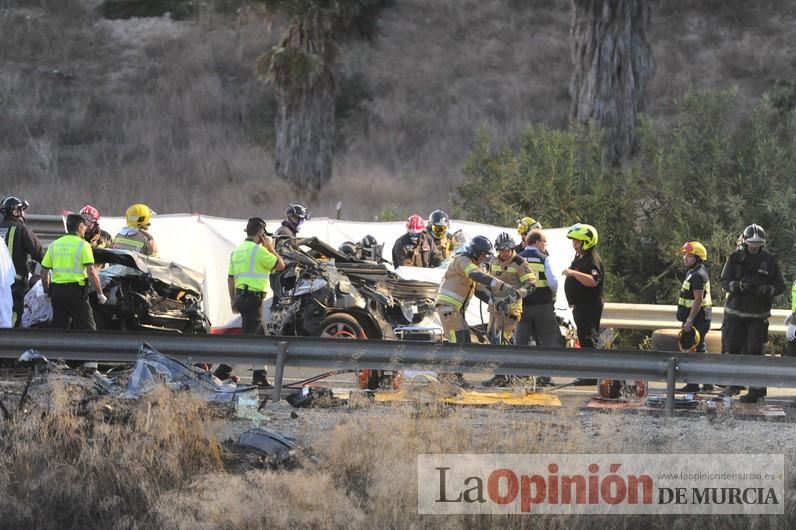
[481,232,536,387]
[40,213,106,329]
[720,224,785,403]
[274,202,310,247]
[79,205,112,248]
[563,223,604,385]
[435,235,517,345]
[392,214,442,268]
[228,217,285,386]
[359,234,384,262]
[0,195,44,326]
[516,229,561,386]
[515,216,542,253]
[676,241,713,393]
[426,209,455,260]
[113,203,158,256]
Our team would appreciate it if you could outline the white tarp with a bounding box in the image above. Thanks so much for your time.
[0,242,15,328]
[93,215,576,330]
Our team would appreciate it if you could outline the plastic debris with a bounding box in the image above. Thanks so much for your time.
[122,342,256,402]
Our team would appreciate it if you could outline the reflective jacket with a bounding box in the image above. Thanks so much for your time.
[41,234,94,285]
[489,252,536,313]
[113,227,156,256]
[0,218,43,284]
[720,249,785,319]
[519,246,557,306]
[436,255,483,311]
[428,229,455,260]
[228,239,278,293]
[676,262,712,322]
[392,232,442,268]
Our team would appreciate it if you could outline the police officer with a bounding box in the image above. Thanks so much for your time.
[720,224,785,403]
[676,241,713,393]
[40,213,106,329]
[229,217,285,334]
[392,214,442,268]
[113,203,158,256]
[0,196,44,326]
[229,217,286,386]
[426,209,455,260]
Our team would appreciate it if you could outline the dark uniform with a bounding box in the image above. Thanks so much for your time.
[564,250,604,348]
[517,246,561,347]
[0,219,43,326]
[720,247,785,400]
[392,232,442,268]
[677,262,712,352]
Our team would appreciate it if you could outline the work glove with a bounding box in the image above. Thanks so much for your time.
[747,284,774,297]
[97,293,108,305]
[787,324,796,343]
[727,281,743,294]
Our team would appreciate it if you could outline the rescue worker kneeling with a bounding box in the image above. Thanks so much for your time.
[435,235,517,345]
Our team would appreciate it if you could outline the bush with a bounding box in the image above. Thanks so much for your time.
[457,88,796,307]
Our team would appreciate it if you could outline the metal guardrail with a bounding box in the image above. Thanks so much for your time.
[1,328,796,416]
[602,303,789,334]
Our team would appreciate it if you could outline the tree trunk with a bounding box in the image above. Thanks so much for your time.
[273,74,335,194]
[569,0,654,166]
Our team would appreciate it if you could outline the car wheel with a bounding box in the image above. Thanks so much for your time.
[317,313,367,339]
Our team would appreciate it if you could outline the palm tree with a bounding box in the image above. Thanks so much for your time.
[255,0,389,194]
[569,0,655,167]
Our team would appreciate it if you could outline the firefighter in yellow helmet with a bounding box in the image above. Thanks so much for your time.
[515,216,542,253]
[113,203,158,257]
[426,209,455,260]
[676,241,713,393]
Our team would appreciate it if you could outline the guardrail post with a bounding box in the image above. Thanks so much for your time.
[665,357,677,418]
[271,341,288,402]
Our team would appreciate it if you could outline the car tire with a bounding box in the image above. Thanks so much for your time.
[317,313,367,339]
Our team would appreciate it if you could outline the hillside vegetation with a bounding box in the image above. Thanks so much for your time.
[1,0,795,220]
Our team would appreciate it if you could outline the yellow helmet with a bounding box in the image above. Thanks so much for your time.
[126,203,154,229]
[680,241,707,261]
[566,223,598,250]
[517,216,541,236]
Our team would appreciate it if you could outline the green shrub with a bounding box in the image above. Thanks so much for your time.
[457,88,796,308]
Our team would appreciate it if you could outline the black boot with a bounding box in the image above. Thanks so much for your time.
[535,376,553,387]
[677,383,700,393]
[252,369,270,387]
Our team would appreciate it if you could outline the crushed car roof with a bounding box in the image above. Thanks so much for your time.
[94,248,205,295]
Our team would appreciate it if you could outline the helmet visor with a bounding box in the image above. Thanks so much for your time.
[431,224,447,238]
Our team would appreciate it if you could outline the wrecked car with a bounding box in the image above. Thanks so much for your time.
[91,248,211,333]
[268,237,442,341]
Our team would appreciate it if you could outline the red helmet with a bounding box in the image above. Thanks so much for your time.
[80,204,100,224]
[406,214,426,234]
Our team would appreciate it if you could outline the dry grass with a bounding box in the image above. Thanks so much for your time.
[2,0,796,219]
[0,382,223,529]
[1,379,794,528]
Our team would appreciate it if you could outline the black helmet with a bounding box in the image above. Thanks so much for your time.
[428,209,450,239]
[360,234,383,261]
[494,232,516,251]
[0,196,29,218]
[285,202,310,222]
[338,241,358,258]
[465,235,494,259]
[742,223,766,247]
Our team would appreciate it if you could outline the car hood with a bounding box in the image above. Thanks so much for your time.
[94,248,204,295]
